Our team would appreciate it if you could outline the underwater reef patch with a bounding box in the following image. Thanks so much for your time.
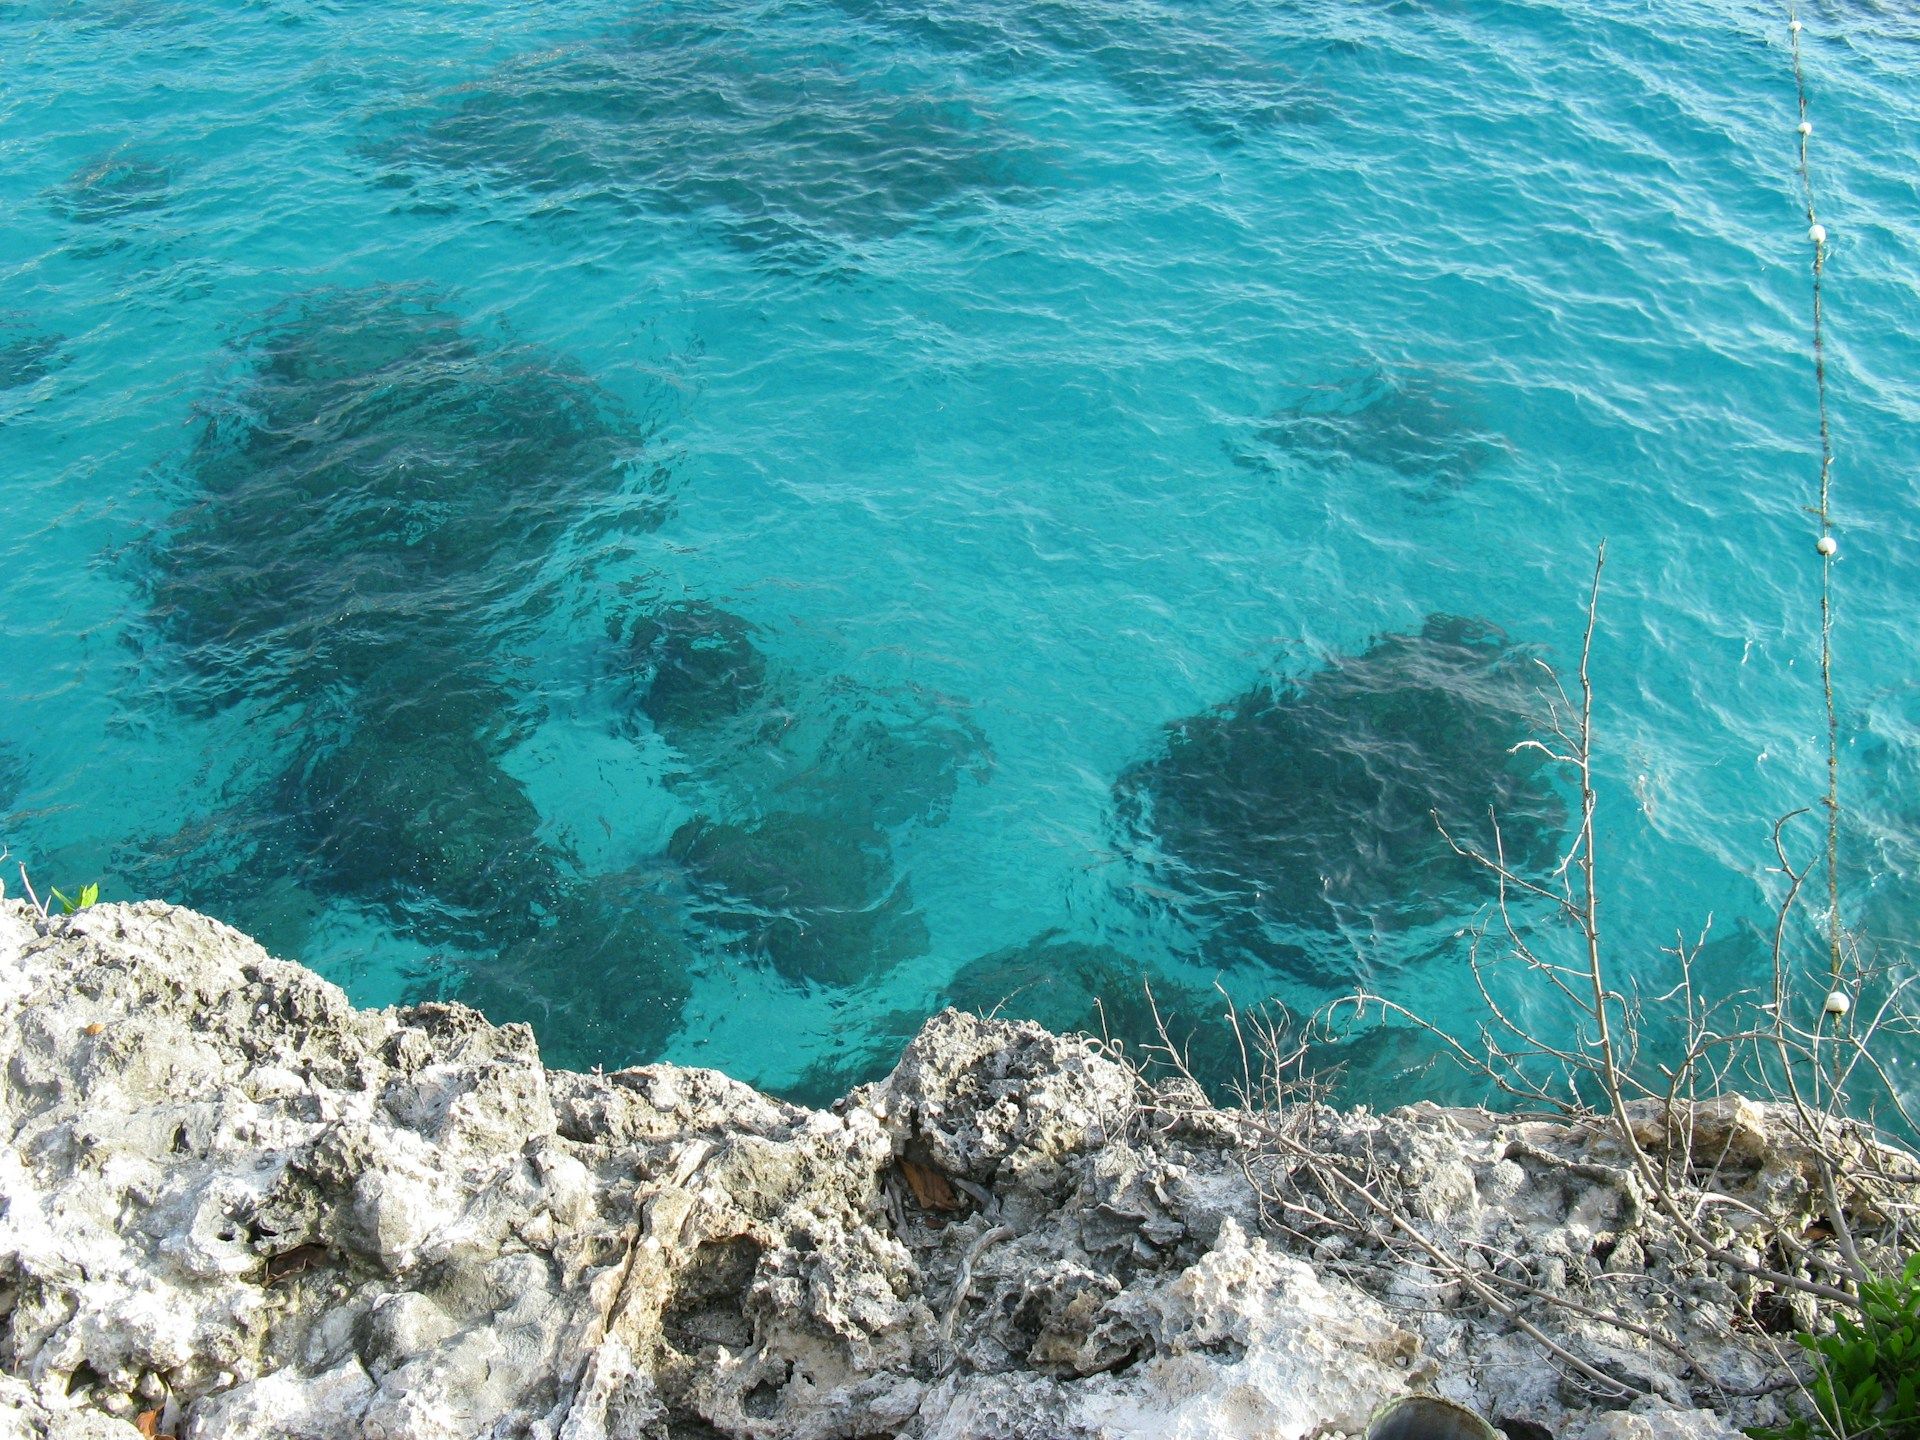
[1235,364,1509,498]
[604,598,981,1000]
[829,0,1321,146]
[1113,614,1567,968]
[611,600,770,741]
[670,811,928,988]
[135,285,690,1054]
[48,151,172,227]
[148,286,668,709]
[0,321,64,392]
[740,675,993,831]
[605,604,992,834]
[279,674,559,948]
[943,931,1243,1092]
[412,870,695,1070]
[372,9,1048,260]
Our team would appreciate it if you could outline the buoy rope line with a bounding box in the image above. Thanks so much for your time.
[1788,11,1845,1000]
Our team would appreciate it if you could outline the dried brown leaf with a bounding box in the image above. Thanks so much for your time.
[898,1158,966,1212]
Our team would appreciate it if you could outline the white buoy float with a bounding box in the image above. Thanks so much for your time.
[1809,223,1827,244]
[1824,990,1851,1019]
[1798,120,1813,137]
[1816,534,1837,557]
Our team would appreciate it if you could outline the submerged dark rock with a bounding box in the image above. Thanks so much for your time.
[281,679,559,947]
[374,9,1047,260]
[1114,615,1566,966]
[149,286,668,708]
[617,639,992,834]
[942,932,1243,1092]
[620,647,979,990]
[758,676,992,830]
[611,599,769,739]
[670,810,928,987]
[1237,364,1508,496]
[828,0,1323,146]
[415,870,695,1069]
[48,151,172,226]
[0,322,63,392]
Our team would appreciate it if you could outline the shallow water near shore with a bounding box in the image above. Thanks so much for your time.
[2,0,1916,1102]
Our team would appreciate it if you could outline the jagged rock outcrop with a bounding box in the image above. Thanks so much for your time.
[0,902,1820,1438]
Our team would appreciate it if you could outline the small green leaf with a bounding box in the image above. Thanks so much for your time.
[51,882,100,914]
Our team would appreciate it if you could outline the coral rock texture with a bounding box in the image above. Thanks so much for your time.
[0,903,1770,1437]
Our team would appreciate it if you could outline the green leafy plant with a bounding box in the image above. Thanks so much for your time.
[1749,1254,1920,1440]
[49,882,99,915]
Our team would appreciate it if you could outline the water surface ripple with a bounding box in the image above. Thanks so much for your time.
[1,0,1915,1102]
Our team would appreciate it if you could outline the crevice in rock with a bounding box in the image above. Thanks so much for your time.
[661,1235,762,1358]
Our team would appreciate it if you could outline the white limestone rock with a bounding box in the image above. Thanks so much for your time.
[0,901,1858,1439]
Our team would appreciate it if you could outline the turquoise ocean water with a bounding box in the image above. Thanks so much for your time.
[2,0,1915,1103]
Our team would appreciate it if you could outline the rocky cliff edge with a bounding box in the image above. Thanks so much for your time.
[0,902,1820,1438]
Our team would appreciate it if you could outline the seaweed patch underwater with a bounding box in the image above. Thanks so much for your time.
[610,599,771,742]
[606,599,987,994]
[147,286,669,710]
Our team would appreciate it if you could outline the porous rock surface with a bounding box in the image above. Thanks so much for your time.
[0,903,1773,1438]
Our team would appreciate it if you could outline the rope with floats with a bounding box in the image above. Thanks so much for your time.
[1787,12,1846,1011]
